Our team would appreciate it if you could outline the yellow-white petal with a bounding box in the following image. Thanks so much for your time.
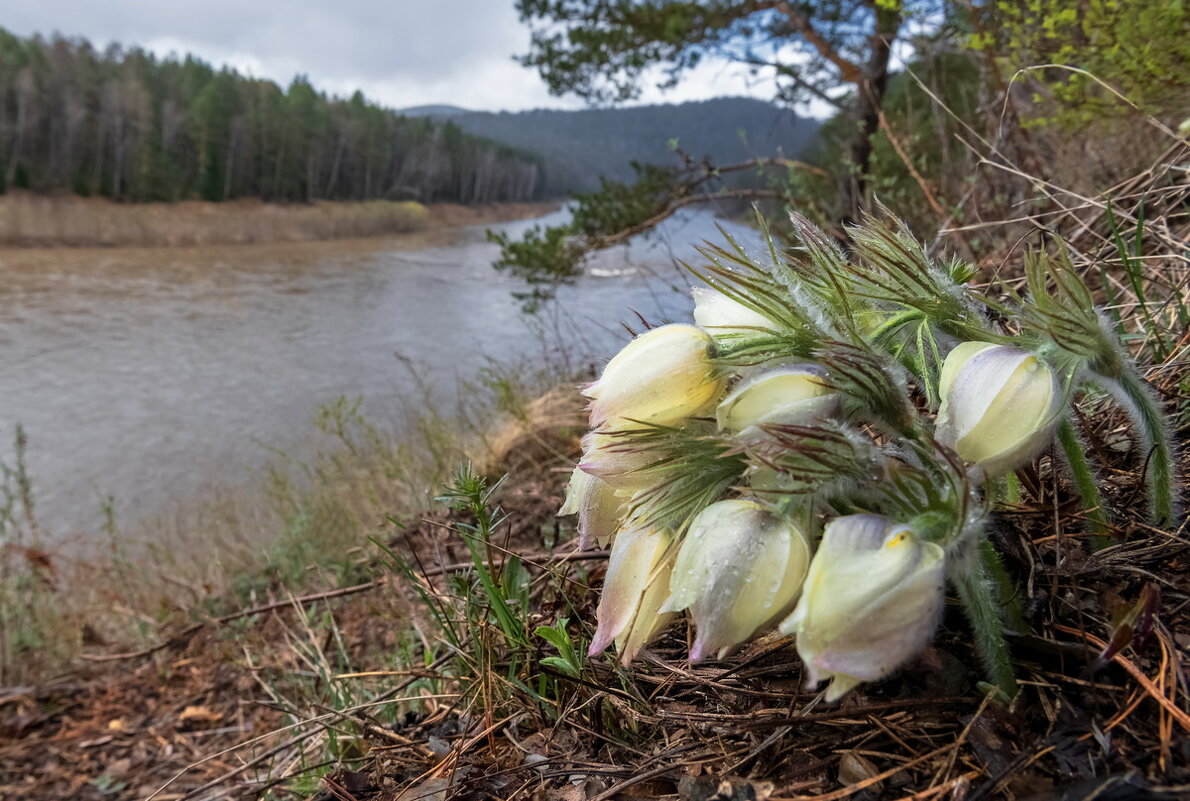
[937,341,996,400]
[578,430,658,488]
[936,344,1061,475]
[585,324,724,429]
[691,287,773,332]
[559,466,626,549]
[615,548,676,664]
[664,499,810,660]
[589,526,672,655]
[781,514,945,700]
[716,366,836,433]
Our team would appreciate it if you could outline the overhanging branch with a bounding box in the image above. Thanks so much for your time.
[588,156,827,249]
[591,188,785,248]
[736,53,847,109]
[759,0,866,84]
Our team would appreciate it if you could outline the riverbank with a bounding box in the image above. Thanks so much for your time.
[0,200,684,542]
[0,192,560,248]
[0,354,582,682]
[0,380,589,799]
[1,380,1185,799]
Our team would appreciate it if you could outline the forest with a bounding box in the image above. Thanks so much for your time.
[439,97,819,194]
[0,28,545,205]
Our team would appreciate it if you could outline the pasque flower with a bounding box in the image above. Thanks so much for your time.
[779,514,945,702]
[716,365,838,435]
[663,499,810,661]
[588,525,676,662]
[583,324,724,429]
[549,210,1184,709]
[692,286,773,333]
[935,342,1062,476]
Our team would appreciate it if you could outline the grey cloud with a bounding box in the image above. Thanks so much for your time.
[4,1,768,111]
[9,2,523,76]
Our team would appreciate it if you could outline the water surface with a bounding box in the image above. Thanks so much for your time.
[0,208,760,535]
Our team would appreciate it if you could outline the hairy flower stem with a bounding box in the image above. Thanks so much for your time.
[1103,368,1177,526]
[1003,472,1021,505]
[980,539,1027,633]
[953,544,1018,698]
[986,474,1021,506]
[1056,417,1112,546]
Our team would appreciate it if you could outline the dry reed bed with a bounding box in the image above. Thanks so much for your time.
[0,194,560,248]
[0,193,430,247]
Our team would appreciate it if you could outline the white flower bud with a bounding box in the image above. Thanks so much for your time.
[589,526,676,663]
[779,514,945,702]
[662,499,810,661]
[691,287,773,333]
[716,365,837,435]
[583,324,724,429]
[559,466,628,549]
[936,343,1062,476]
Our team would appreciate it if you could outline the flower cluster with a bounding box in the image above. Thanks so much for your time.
[560,211,1178,700]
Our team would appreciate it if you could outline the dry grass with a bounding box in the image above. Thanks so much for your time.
[0,191,561,248]
[0,192,431,247]
[0,193,560,248]
[0,357,579,687]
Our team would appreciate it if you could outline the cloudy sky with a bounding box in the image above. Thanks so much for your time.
[4,1,783,112]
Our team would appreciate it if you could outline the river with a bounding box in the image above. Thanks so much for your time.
[0,207,761,537]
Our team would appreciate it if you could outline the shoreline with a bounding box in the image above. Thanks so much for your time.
[0,193,561,250]
[420,200,562,231]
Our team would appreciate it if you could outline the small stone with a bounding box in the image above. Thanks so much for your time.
[838,752,882,791]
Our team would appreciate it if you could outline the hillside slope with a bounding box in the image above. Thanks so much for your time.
[406,97,818,194]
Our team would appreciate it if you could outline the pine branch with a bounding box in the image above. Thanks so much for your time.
[761,1,866,83]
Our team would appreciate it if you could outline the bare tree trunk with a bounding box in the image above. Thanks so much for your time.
[272,145,285,200]
[362,133,373,199]
[6,68,33,188]
[112,131,124,199]
[839,5,901,226]
[222,121,239,200]
[324,134,345,198]
[111,102,125,200]
[91,120,106,197]
[306,151,315,202]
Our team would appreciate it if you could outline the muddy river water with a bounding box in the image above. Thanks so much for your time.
[0,207,762,536]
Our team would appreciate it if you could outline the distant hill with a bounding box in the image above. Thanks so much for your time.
[404,98,818,195]
[399,104,471,118]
